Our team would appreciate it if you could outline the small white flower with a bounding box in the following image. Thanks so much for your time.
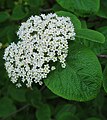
[16,83,22,88]
[51,66,56,71]
[3,13,75,87]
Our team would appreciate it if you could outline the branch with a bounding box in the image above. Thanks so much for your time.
[40,8,52,12]
[2,104,29,120]
[97,55,107,59]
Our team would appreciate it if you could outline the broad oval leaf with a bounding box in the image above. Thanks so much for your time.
[11,5,28,20]
[56,0,100,16]
[0,11,9,23]
[52,4,65,12]
[97,0,107,19]
[56,11,81,29]
[44,43,102,101]
[83,26,107,55]
[27,0,43,7]
[56,112,79,120]
[26,87,42,108]
[76,29,105,43]
[8,85,27,102]
[55,104,76,119]
[36,104,51,120]
[0,97,16,118]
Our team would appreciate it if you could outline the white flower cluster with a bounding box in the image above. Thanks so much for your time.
[3,13,75,88]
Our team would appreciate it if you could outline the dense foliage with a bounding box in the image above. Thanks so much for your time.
[0,0,107,120]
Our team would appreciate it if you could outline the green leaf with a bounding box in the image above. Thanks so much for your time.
[0,11,9,23]
[8,84,27,102]
[97,0,107,18]
[56,11,81,29]
[80,26,107,55]
[11,5,28,20]
[45,43,102,101]
[5,0,14,9]
[27,0,43,7]
[52,4,65,12]
[56,112,79,120]
[6,25,18,43]
[56,0,100,16]
[81,20,87,29]
[55,104,76,119]
[26,87,42,107]
[76,29,105,43]
[0,97,16,118]
[97,26,107,38]
[26,0,43,14]
[42,89,58,99]
[103,65,107,93]
[36,104,51,120]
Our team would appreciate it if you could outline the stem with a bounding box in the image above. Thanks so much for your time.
[2,104,29,120]
[97,55,107,59]
[40,8,52,12]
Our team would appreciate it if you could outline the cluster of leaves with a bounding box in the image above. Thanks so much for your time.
[0,0,107,120]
